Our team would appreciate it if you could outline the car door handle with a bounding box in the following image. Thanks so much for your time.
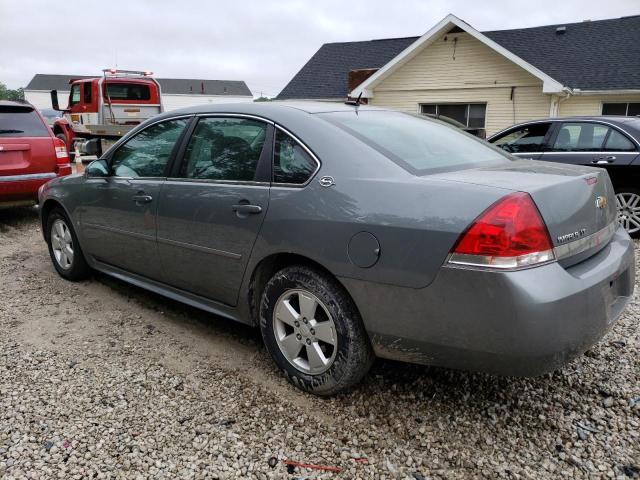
[132,194,153,204]
[232,204,262,214]
[592,155,616,164]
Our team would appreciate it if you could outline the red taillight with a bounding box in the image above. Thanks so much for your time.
[449,192,554,269]
[53,137,72,177]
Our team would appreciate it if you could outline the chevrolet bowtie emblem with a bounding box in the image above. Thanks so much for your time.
[595,196,607,209]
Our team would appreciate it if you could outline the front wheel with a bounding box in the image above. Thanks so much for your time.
[260,265,374,396]
[46,208,90,281]
[615,188,640,238]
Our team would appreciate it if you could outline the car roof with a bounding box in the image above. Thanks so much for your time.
[161,100,390,118]
[0,100,35,109]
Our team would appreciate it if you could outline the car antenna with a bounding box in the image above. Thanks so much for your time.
[344,92,363,108]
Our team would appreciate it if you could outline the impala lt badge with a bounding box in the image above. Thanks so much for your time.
[557,228,587,244]
[595,196,607,209]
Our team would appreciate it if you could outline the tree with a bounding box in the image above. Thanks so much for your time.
[0,82,25,101]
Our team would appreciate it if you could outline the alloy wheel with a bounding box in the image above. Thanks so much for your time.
[273,289,338,374]
[615,192,640,235]
[51,219,74,269]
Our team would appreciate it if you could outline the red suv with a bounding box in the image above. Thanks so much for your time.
[0,101,71,208]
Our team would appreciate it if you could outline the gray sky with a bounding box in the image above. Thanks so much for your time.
[1,0,638,96]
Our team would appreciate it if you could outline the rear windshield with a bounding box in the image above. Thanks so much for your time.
[104,83,151,101]
[0,106,49,137]
[319,111,510,175]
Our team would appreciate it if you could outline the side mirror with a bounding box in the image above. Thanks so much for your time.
[85,159,109,178]
[50,90,60,111]
[82,138,102,156]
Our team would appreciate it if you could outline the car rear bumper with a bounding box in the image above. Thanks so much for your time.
[341,226,635,376]
[0,173,60,204]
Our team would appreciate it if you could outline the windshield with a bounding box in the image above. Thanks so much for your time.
[0,106,49,137]
[319,110,510,175]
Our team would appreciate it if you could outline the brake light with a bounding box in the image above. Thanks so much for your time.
[53,137,72,176]
[449,192,554,269]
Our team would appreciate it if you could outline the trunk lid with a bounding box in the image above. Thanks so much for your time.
[431,160,617,263]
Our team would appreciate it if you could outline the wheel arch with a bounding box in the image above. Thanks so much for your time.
[247,252,356,327]
[40,199,71,240]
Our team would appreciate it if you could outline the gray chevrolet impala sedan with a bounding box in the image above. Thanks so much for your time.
[38,102,635,395]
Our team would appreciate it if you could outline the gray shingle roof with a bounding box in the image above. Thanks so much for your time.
[277,37,418,100]
[277,15,640,100]
[25,74,252,96]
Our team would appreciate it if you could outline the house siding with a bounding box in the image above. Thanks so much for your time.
[559,94,640,116]
[370,32,551,135]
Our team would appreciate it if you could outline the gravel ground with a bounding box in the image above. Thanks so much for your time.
[0,206,639,480]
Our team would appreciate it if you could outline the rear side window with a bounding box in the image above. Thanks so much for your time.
[604,130,636,152]
[110,118,188,177]
[83,83,92,104]
[273,129,318,184]
[179,117,267,182]
[0,106,49,137]
[104,83,151,101]
[491,123,551,153]
[320,111,508,175]
[552,123,609,151]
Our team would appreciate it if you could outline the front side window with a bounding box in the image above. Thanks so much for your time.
[179,117,267,182]
[492,123,551,153]
[420,103,487,129]
[320,111,508,175]
[104,83,151,101]
[552,123,609,152]
[273,129,318,184]
[69,84,81,106]
[110,118,188,178]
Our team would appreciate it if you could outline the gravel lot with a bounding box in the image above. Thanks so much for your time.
[0,207,639,479]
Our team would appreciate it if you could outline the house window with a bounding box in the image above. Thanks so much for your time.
[420,103,487,129]
[602,102,640,116]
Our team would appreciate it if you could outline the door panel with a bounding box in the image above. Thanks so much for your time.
[156,116,271,305]
[79,117,190,279]
[81,178,163,279]
[157,182,269,304]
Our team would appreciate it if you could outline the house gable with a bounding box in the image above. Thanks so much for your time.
[352,14,564,97]
[377,31,542,93]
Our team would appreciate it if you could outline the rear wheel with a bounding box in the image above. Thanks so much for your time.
[260,265,374,396]
[46,208,90,280]
[615,188,640,238]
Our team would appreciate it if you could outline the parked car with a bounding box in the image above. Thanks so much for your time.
[0,101,71,208]
[38,103,634,395]
[488,116,640,236]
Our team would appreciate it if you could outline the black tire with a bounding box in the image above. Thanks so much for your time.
[614,187,640,238]
[45,208,90,281]
[260,265,374,396]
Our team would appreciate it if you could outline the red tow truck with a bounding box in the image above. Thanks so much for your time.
[50,69,164,158]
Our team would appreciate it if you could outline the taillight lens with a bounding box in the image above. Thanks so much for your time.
[449,192,555,269]
[54,137,69,161]
[53,137,72,176]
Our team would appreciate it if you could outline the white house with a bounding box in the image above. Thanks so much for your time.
[24,74,253,111]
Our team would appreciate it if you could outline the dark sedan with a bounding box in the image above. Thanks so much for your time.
[488,116,640,236]
[38,103,634,395]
